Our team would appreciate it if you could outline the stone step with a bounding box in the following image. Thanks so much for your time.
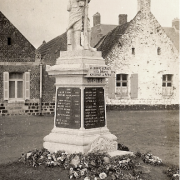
[108,150,134,157]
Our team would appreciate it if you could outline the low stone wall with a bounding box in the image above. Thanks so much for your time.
[24,102,55,115]
[0,104,8,116]
[0,102,55,116]
[1,103,179,116]
[106,104,179,111]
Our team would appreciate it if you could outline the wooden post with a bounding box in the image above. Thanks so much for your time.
[39,63,43,115]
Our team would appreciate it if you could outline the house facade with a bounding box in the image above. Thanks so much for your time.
[96,0,179,110]
[0,11,55,116]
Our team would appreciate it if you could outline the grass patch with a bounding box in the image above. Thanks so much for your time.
[0,111,179,179]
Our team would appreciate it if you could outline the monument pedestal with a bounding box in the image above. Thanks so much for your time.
[44,127,117,154]
[43,50,132,156]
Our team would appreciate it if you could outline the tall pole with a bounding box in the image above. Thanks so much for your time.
[39,63,43,116]
[83,0,89,49]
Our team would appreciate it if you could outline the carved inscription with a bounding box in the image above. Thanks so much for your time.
[84,87,105,129]
[56,88,81,129]
[86,66,111,77]
[87,78,103,83]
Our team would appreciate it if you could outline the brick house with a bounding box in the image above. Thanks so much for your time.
[0,11,52,116]
[96,0,179,110]
[0,11,60,116]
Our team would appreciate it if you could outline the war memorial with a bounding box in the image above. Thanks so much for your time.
[0,0,179,179]
[43,0,132,157]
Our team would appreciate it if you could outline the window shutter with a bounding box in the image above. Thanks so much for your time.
[108,71,115,99]
[24,72,30,100]
[130,74,138,98]
[3,72,9,100]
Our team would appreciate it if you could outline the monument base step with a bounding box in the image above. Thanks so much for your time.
[43,142,90,154]
[43,141,134,157]
[43,127,118,154]
[108,150,134,157]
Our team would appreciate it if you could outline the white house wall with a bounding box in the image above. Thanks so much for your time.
[106,11,179,105]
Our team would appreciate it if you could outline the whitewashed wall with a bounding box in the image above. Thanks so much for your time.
[105,8,179,105]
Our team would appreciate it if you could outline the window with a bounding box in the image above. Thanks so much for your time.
[9,72,23,99]
[162,74,172,87]
[3,72,30,101]
[7,37,11,45]
[116,74,128,97]
[162,74,173,96]
[132,48,135,55]
[157,47,161,55]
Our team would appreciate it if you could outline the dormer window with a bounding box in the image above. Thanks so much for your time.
[157,47,161,55]
[132,48,135,55]
[7,37,11,45]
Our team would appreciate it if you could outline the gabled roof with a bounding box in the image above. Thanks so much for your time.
[0,11,36,50]
[163,27,179,51]
[38,32,67,58]
[96,11,179,59]
[95,22,129,58]
[98,24,118,36]
[37,32,67,65]
[91,24,118,47]
[0,11,36,62]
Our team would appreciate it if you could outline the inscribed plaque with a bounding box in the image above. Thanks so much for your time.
[84,87,105,129]
[56,87,81,129]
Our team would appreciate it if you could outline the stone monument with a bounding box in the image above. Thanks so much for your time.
[43,0,132,156]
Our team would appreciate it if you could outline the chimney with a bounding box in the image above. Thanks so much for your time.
[119,14,127,26]
[137,0,151,12]
[172,18,179,30]
[93,12,101,27]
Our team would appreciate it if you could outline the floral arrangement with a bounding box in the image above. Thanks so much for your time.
[141,152,162,166]
[19,148,164,180]
[19,148,140,180]
[163,166,179,180]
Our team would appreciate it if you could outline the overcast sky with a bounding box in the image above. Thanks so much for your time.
[0,0,179,48]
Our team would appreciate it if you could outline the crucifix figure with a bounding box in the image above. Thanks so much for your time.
[67,0,96,51]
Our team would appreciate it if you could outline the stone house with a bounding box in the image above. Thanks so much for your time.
[0,11,55,116]
[96,0,179,110]
[91,13,179,53]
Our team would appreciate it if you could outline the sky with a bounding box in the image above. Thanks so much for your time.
[0,0,179,48]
